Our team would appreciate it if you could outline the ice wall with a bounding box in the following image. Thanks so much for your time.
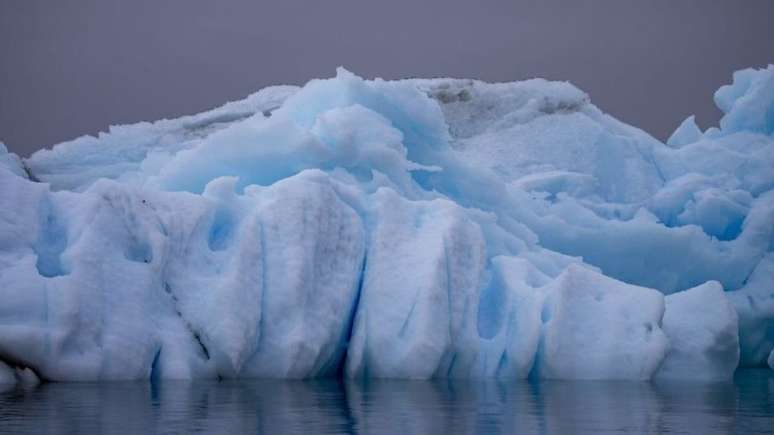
[1,65,773,383]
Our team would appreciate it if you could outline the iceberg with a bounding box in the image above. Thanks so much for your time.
[1,65,773,383]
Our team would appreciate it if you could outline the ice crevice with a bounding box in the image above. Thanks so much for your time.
[0,65,773,382]
[162,282,211,361]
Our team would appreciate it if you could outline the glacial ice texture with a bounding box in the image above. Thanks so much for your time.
[1,65,773,382]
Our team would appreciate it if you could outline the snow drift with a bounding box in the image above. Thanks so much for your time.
[1,65,773,384]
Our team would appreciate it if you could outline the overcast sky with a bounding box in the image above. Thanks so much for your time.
[1,0,773,156]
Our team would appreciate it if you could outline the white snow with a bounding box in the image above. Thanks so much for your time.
[1,64,773,381]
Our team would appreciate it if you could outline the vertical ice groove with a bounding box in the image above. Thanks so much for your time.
[33,196,68,278]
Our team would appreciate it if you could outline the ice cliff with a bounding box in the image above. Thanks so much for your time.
[1,65,773,384]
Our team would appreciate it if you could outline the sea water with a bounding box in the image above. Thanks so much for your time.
[1,370,772,434]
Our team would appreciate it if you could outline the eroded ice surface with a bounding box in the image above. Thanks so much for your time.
[1,65,773,383]
[656,282,740,381]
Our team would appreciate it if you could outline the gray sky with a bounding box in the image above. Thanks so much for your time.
[1,0,773,157]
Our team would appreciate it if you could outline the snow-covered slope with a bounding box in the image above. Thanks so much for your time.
[1,66,773,384]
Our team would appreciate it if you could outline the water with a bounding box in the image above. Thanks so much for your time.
[1,370,772,434]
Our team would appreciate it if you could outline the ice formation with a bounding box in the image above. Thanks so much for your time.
[655,282,739,381]
[1,65,773,384]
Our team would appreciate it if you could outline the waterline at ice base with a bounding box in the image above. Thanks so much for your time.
[1,65,773,386]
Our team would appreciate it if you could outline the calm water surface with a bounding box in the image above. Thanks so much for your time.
[1,369,772,434]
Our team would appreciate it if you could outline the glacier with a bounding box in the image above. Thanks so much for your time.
[0,65,773,384]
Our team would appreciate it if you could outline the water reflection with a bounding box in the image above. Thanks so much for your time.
[1,370,772,434]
